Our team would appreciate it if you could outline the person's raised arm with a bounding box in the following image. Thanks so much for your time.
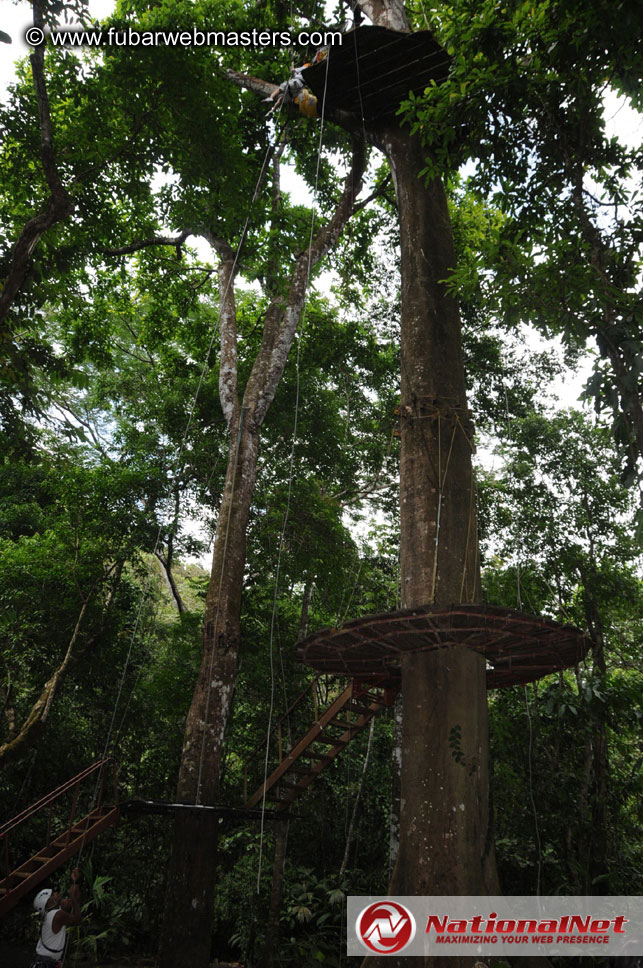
[52,867,82,930]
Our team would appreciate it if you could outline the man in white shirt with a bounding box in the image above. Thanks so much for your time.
[31,868,82,967]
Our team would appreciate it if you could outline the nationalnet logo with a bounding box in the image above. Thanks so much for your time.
[356,901,417,954]
[347,896,643,958]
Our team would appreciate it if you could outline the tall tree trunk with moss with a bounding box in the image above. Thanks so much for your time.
[360,130,497,968]
[354,1,498,961]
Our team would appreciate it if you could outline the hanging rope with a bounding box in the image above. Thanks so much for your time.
[459,472,477,603]
[350,11,368,143]
[195,406,247,804]
[256,49,332,892]
[88,109,289,824]
[502,384,524,610]
[524,685,542,896]
[62,120,290,926]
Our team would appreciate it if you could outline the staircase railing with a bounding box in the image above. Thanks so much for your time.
[1,758,118,913]
[241,675,340,801]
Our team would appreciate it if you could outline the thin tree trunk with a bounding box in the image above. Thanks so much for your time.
[298,577,314,642]
[0,0,73,323]
[389,692,403,877]
[571,179,643,469]
[159,417,260,968]
[262,820,290,968]
[0,599,90,764]
[155,552,186,614]
[340,717,376,877]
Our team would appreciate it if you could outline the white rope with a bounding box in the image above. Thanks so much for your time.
[524,685,542,895]
[189,115,294,805]
[503,384,524,610]
[256,54,332,891]
[195,406,246,804]
[98,114,285,772]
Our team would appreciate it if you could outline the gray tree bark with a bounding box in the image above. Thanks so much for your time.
[159,142,365,968]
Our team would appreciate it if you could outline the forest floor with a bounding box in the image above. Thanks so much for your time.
[0,945,243,968]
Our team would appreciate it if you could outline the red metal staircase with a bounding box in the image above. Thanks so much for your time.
[243,678,397,811]
[1,679,396,917]
[0,758,119,917]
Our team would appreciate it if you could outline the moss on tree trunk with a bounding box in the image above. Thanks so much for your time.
[361,129,497,967]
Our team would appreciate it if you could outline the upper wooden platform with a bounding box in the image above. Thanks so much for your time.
[301,26,451,120]
[296,604,589,688]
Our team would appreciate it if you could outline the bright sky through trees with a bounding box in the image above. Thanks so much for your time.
[1,0,640,422]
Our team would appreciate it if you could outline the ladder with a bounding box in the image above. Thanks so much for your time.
[0,759,119,917]
[243,679,397,811]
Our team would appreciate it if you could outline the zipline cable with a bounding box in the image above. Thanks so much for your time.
[62,117,286,943]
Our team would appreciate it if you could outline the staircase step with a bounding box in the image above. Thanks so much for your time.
[315,732,349,745]
[350,702,378,715]
[243,679,393,815]
[356,694,385,706]
[267,791,295,804]
[50,821,98,846]
[327,718,358,730]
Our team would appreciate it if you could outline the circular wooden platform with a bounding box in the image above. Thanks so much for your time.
[296,604,589,688]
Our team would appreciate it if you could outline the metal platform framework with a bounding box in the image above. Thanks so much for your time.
[295,604,590,688]
[0,759,119,917]
[301,26,452,120]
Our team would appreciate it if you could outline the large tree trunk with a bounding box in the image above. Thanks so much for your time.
[361,128,496,966]
[159,416,259,968]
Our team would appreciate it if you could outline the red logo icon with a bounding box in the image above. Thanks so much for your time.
[356,901,416,953]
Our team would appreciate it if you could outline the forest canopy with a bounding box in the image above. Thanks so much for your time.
[0,0,641,964]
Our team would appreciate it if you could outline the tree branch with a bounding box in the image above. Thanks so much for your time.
[0,0,73,323]
[354,0,410,30]
[225,68,358,130]
[202,232,239,428]
[225,68,279,100]
[245,134,367,427]
[101,231,191,258]
[0,599,89,765]
[156,551,187,614]
[352,173,393,213]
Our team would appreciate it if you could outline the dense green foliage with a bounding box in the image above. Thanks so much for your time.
[407,0,643,483]
[1,0,641,964]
